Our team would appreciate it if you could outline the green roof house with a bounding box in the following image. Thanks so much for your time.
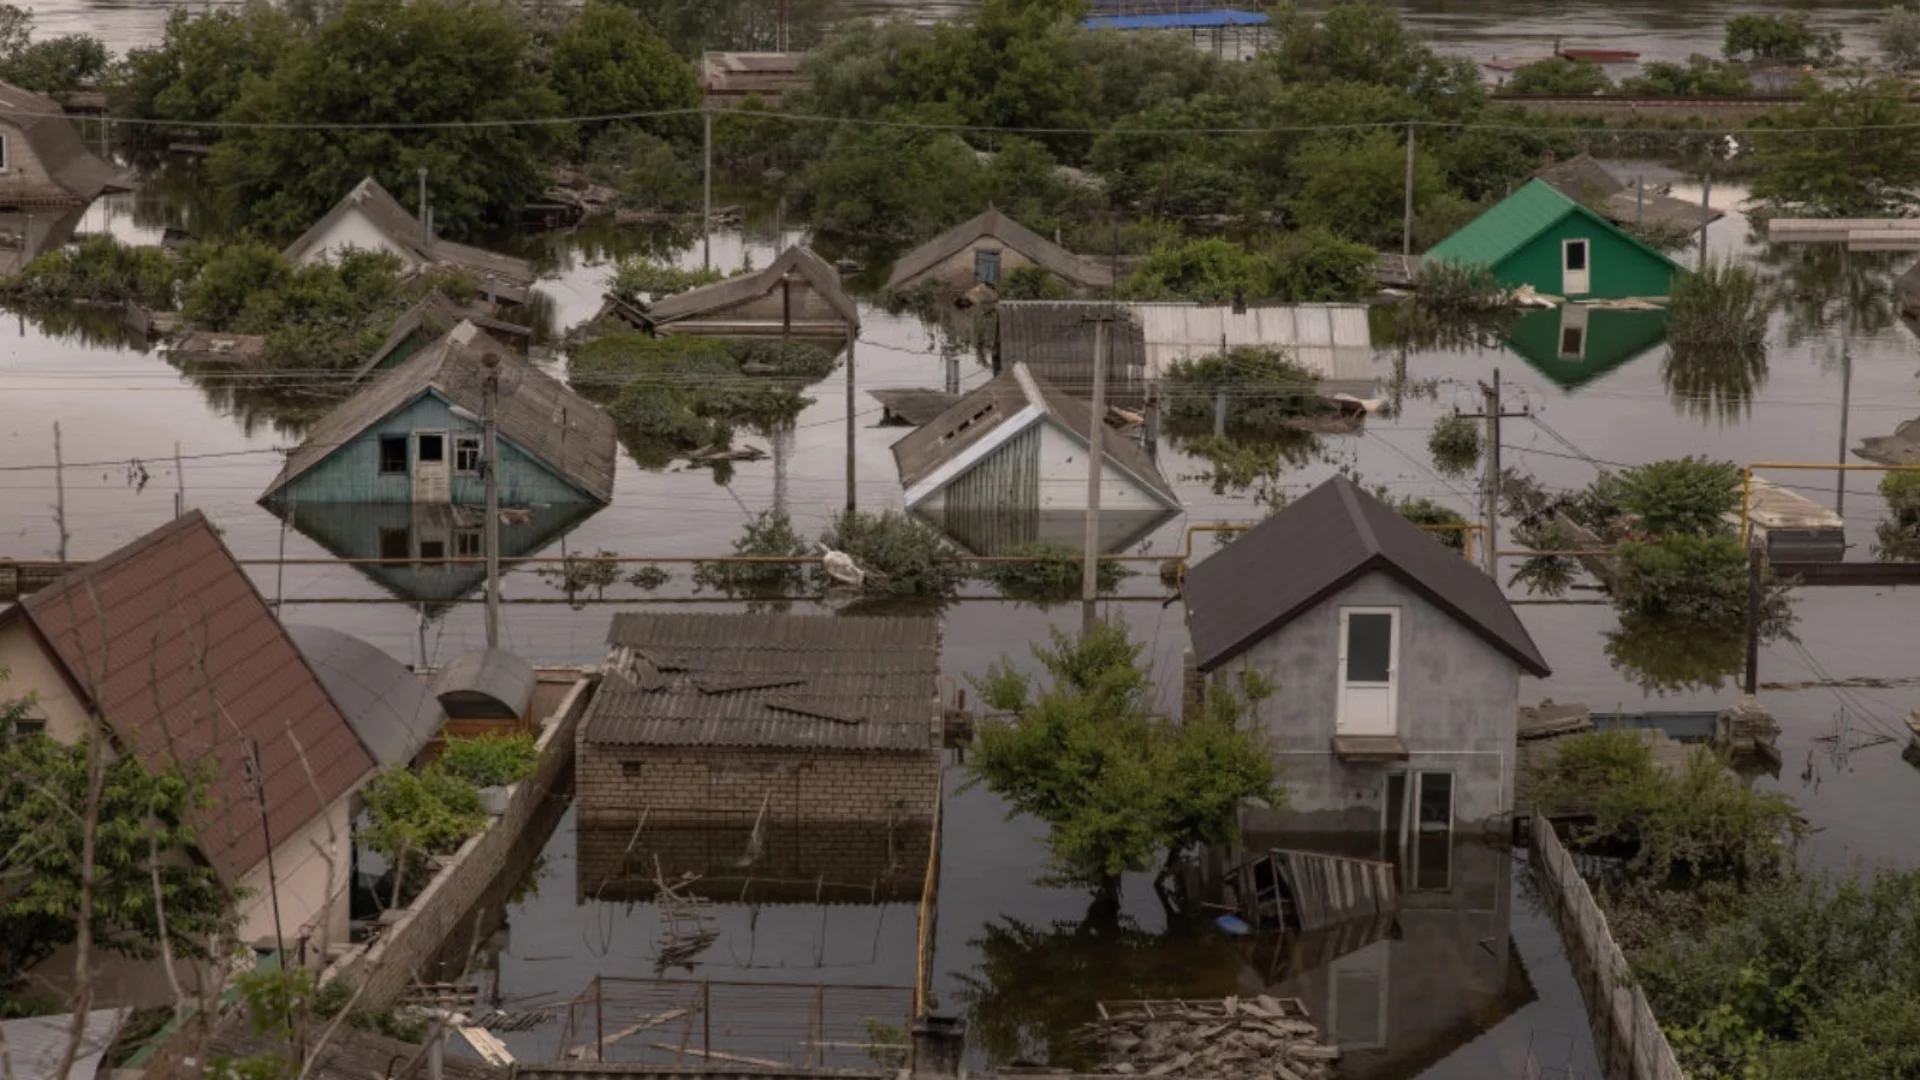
[1425,179,1684,300]
[1503,305,1670,389]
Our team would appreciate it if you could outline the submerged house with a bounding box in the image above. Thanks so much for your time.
[355,289,531,382]
[1533,152,1722,232]
[0,513,376,1001]
[1183,476,1550,834]
[283,177,536,305]
[885,208,1115,298]
[638,245,859,342]
[260,321,617,507]
[1424,178,1684,300]
[1502,304,1670,389]
[0,81,126,206]
[576,613,943,827]
[892,362,1180,554]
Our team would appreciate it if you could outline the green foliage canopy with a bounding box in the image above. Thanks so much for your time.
[1503,57,1612,96]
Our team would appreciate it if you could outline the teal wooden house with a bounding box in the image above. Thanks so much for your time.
[1424,179,1685,300]
[260,321,617,507]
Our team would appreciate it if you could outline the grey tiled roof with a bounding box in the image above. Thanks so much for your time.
[0,81,125,201]
[582,613,940,751]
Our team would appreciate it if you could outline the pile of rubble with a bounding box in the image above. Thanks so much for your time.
[1089,997,1339,1080]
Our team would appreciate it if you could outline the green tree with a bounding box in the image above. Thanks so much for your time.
[966,621,1280,891]
[112,4,300,141]
[1748,83,1920,216]
[1503,57,1612,95]
[1265,0,1481,107]
[1089,95,1251,217]
[1612,456,1743,537]
[1619,54,1751,96]
[1269,226,1377,302]
[549,2,700,146]
[1117,237,1276,303]
[1884,6,1920,70]
[795,122,983,244]
[207,0,565,238]
[1288,129,1445,248]
[1724,12,1840,63]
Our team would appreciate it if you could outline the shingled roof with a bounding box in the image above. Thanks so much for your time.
[885,208,1114,291]
[261,321,618,504]
[0,81,126,202]
[583,613,940,752]
[283,177,534,300]
[1183,475,1550,676]
[892,363,1178,509]
[6,513,375,881]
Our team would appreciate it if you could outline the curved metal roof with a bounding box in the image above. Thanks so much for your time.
[432,647,537,720]
[287,624,447,767]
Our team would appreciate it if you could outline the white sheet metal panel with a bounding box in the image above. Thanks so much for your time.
[1127,303,1375,386]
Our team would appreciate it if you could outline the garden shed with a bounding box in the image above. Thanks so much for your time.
[1424,178,1684,300]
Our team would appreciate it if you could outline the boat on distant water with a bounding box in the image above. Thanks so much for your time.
[1554,39,1642,63]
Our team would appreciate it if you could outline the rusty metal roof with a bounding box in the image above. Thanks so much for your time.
[14,512,375,881]
[1183,476,1551,677]
[582,613,940,751]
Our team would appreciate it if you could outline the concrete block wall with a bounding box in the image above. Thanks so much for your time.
[576,745,942,827]
[324,672,596,1008]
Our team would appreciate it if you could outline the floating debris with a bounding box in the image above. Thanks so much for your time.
[1089,996,1339,1080]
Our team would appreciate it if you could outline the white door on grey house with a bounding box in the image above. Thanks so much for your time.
[1337,607,1398,736]
[413,430,450,503]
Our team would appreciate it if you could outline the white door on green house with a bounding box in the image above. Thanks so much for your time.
[1562,238,1591,295]
[1337,607,1398,736]
[413,430,450,503]
[1557,304,1589,360]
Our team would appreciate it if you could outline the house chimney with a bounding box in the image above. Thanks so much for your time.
[911,1016,966,1078]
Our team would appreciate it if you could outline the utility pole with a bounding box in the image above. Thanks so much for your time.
[173,441,185,519]
[1402,123,1415,258]
[1838,244,1853,519]
[482,355,501,649]
[418,167,430,251]
[1744,545,1764,695]
[1082,315,1110,635]
[1458,369,1528,576]
[52,421,67,564]
[844,328,857,511]
[1698,164,1711,273]
[702,105,714,272]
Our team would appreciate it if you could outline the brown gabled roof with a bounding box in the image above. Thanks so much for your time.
[0,81,126,202]
[15,512,375,881]
[885,208,1114,291]
[644,245,860,331]
[282,177,535,296]
[1183,476,1550,676]
[262,321,618,504]
[582,613,940,751]
[892,363,1178,508]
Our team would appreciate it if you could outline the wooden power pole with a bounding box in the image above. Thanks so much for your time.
[1458,369,1528,576]
[483,355,502,648]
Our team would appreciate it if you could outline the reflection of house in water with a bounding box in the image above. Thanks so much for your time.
[0,205,84,276]
[268,499,600,605]
[577,816,933,906]
[891,363,1180,554]
[1503,305,1669,390]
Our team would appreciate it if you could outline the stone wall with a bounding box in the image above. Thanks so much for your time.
[322,672,595,1008]
[576,744,941,827]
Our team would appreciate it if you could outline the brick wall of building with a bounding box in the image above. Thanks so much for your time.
[575,816,935,904]
[576,744,942,828]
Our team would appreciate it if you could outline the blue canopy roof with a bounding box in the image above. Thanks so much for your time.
[1084,8,1268,28]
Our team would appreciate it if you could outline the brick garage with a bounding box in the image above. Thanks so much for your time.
[576,612,942,830]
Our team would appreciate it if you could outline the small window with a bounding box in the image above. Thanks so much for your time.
[417,433,445,464]
[378,435,408,474]
[454,435,481,474]
[974,249,1000,285]
[1563,239,1588,272]
[454,529,482,558]
[1417,772,1453,832]
[622,761,641,778]
[6,714,44,741]
[1559,326,1586,357]
[418,539,446,570]
[378,527,410,561]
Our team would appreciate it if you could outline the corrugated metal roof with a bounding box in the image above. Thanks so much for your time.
[1183,475,1551,676]
[885,208,1113,291]
[282,177,534,295]
[287,624,445,767]
[1424,179,1581,271]
[432,647,536,720]
[582,613,940,751]
[15,513,375,881]
[0,1008,128,1080]
[261,321,618,504]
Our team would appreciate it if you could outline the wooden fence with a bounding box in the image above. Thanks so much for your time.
[1530,813,1686,1080]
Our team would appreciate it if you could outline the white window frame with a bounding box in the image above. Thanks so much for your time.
[1561,238,1591,294]
[1336,606,1400,735]
[453,434,482,475]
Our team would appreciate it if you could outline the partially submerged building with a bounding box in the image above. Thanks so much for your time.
[1183,476,1550,834]
[891,362,1180,553]
[638,245,859,342]
[1533,153,1722,232]
[1501,304,1669,389]
[283,177,536,305]
[356,289,531,382]
[1424,178,1684,300]
[576,613,942,827]
[996,301,1375,403]
[0,81,127,206]
[885,208,1114,298]
[701,51,809,107]
[0,513,376,999]
[260,321,617,507]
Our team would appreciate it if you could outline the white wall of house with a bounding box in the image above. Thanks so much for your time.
[237,788,357,954]
[295,210,421,271]
[1034,420,1166,511]
[0,620,90,741]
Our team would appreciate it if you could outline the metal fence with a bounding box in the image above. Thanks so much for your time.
[1530,813,1685,1080]
[557,977,916,1070]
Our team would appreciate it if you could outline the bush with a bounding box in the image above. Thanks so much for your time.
[1613,456,1742,537]
[1414,260,1508,312]
[1612,534,1791,632]
[1669,262,1770,347]
[724,338,838,380]
[978,541,1133,604]
[1884,6,1920,70]
[817,509,964,597]
[693,508,811,596]
[1117,237,1276,303]
[586,130,700,212]
[3,237,177,307]
[1269,226,1377,302]
[1724,12,1840,63]
[1163,347,1332,432]
[570,333,733,402]
[607,256,723,303]
[436,734,538,788]
[1428,413,1481,477]
[1620,54,1751,96]
[1503,57,1611,95]
[359,765,489,860]
[1000,264,1071,301]
[1881,470,1920,526]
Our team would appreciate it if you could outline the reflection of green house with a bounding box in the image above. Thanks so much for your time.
[1425,179,1684,300]
[1502,305,1670,389]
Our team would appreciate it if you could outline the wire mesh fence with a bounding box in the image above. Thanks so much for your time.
[556,976,916,1069]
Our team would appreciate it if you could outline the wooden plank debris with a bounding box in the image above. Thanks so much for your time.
[1235,849,1398,933]
[1090,997,1337,1080]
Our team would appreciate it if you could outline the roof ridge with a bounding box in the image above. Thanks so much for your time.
[1335,476,1382,554]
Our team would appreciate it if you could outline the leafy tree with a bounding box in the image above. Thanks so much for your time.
[1883,6,1920,71]
[0,33,108,95]
[1288,129,1445,248]
[112,4,301,142]
[1619,54,1752,96]
[1389,496,1469,551]
[1612,534,1791,629]
[180,244,414,371]
[549,2,700,146]
[1747,83,1920,216]
[816,509,964,598]
[1669,261,1770,347]
[966,621,1280,891]
[208,0,565,238]
[693,508,811,597]
[606,255,723,303]
[795,122,983,244]
[1503,57,1612,95]
[1265,0,1481,108]
[977,541,1133,606]
[436,734,538,788]
[1724,12,1840,63]
[1117,237,1275,303]
[586,129,700,211]
[1089,95,1251,217]
[1269,226,1377,302]
[2,236,177,307]
[1612,456,1742,537]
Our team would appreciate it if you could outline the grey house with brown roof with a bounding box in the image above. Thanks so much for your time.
[575,613,943,827]
[0,81,127,206]
[885,208,1114,298]
[1183,476,1550,835]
